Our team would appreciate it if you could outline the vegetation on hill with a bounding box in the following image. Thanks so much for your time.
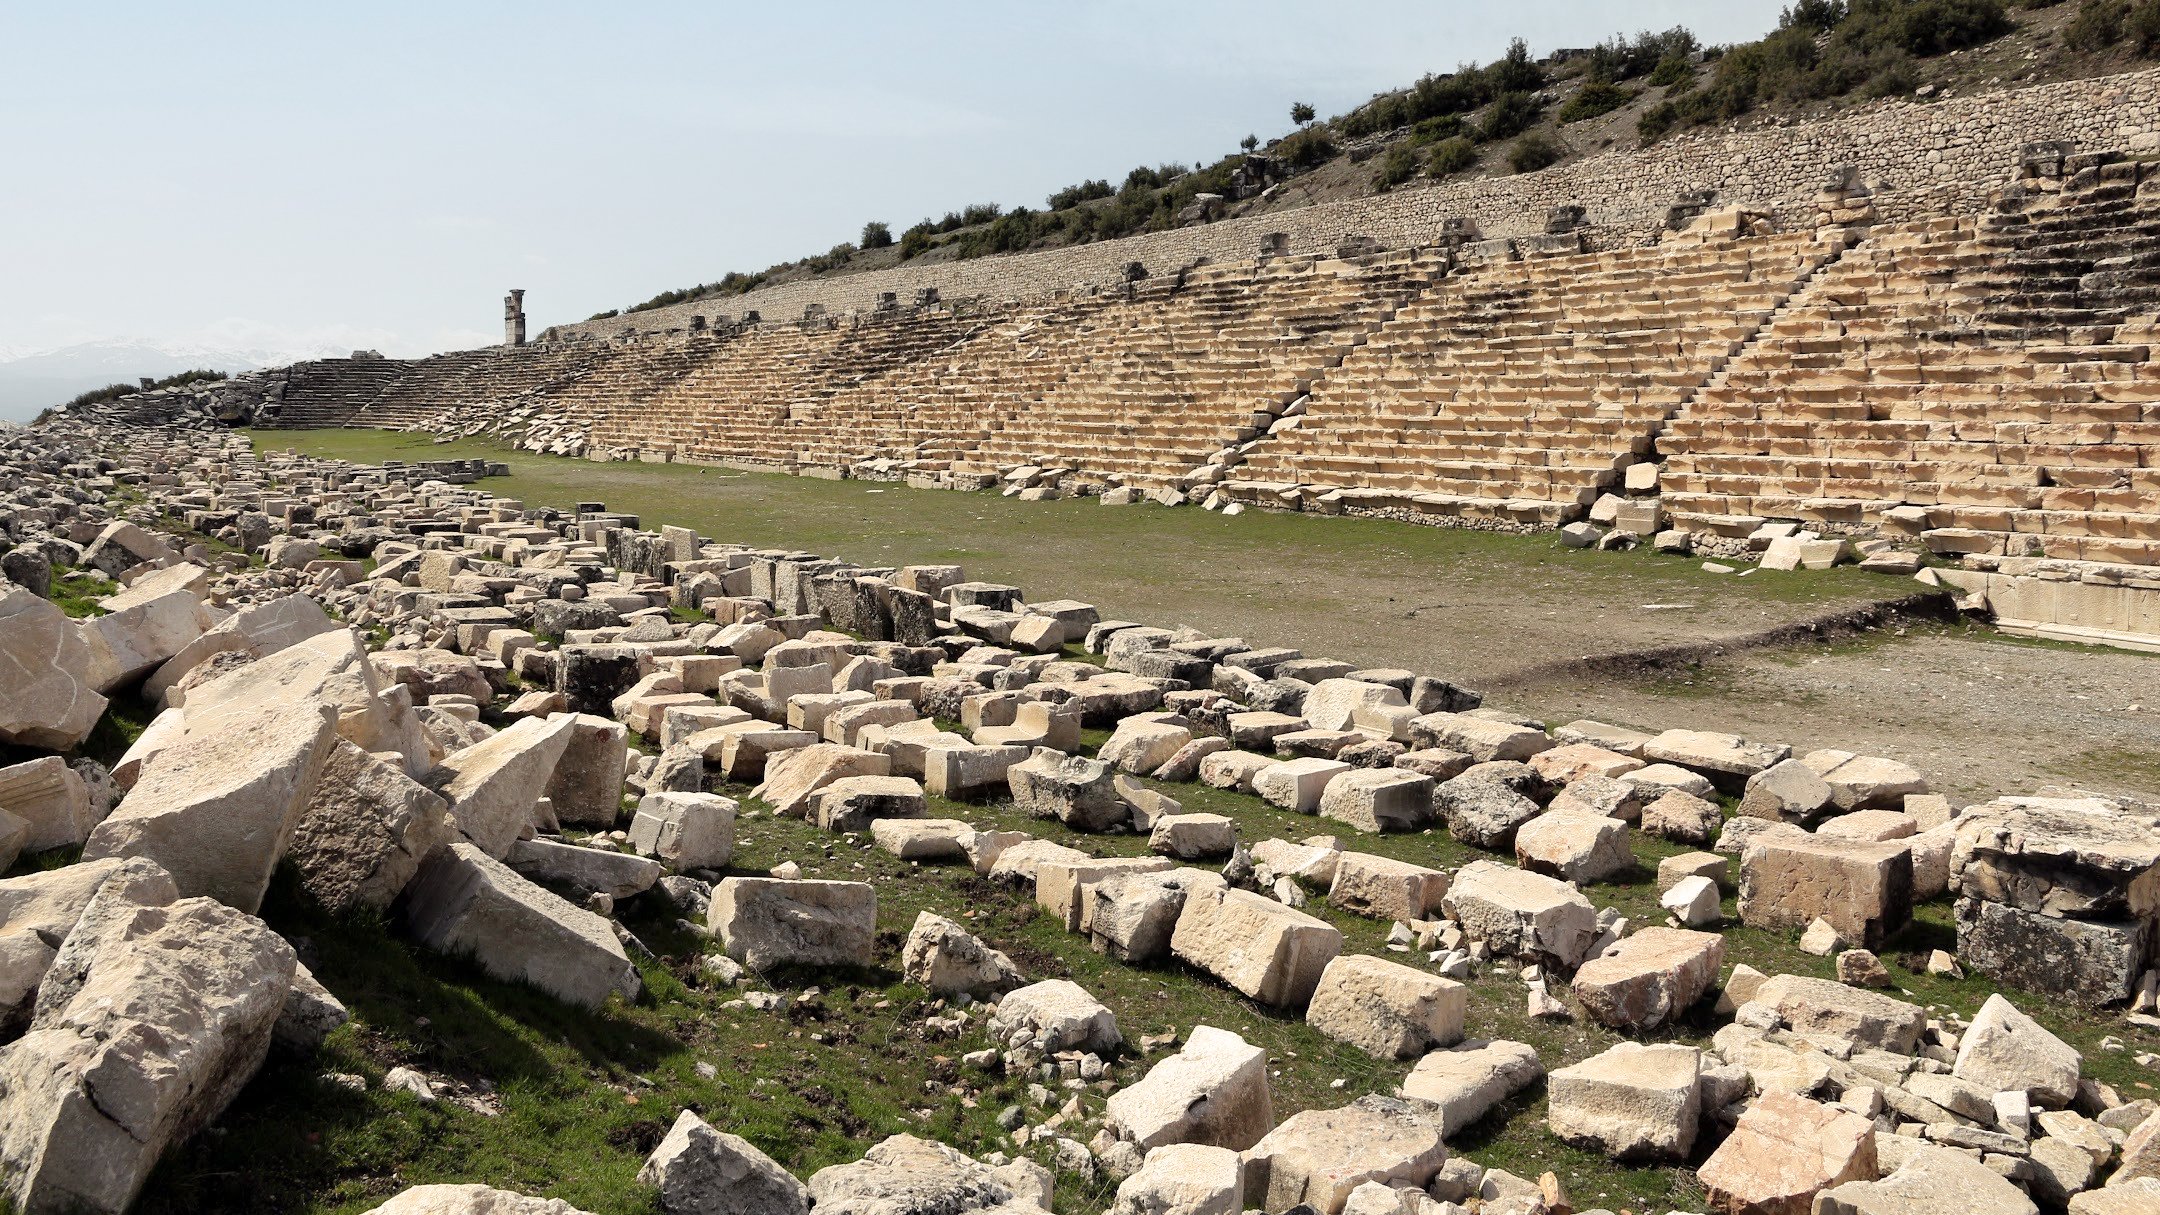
[35,369,229,424]
[603,0,2160,320]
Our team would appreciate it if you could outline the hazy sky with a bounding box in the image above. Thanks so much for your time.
[1,1,1790,360]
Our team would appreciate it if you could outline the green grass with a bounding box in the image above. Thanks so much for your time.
[141,725,2160,1213]
[49,565,115,618]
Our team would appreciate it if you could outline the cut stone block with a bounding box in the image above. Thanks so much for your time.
[989,978,1121,1054]
[1754,974,1927,1053]
[1104,1025,1275,1151]
[626,791,737,870]
[1008,751,1125,832]
[1086,868,1226,963]
[1515,812,1634,883]
[0,587,109,751]
[1953,993,2081,1109]
[84,698,339,913]
[404,841,640,1010]
[1149,813,1236,859]
[1397,1038,1545,1137]
[428,713,579,858]
[1697,1091,1876,1215]
[809,774,926,834]
[1317,768,1434,833]
[1305,953,1467,1060]
[285,739,452,914]
[544,714,630,827]
[1442,860,1597,969]
[1253,757,1350,813]
[636,1109,809,1215]
[1739,833,1913,950]
[1240,1095,1447,1215]
[0,757,95,855]
[708,877,876,971]
[752,743,890,818]
[1171,884,1343,1008]
[1547,1042,1703,1162]
[1327,851,1449,922]
[1573,927,1725,1031]
[1813,1144,2037,1215]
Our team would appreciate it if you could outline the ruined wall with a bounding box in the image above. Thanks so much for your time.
[564,66,2160,340]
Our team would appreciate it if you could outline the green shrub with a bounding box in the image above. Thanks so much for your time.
[1508,132,1566,172]
[1409,114,1465,145]
[1290,101,1316,125]
[1046,179,1113,210]
[1884,0,2013,54]
[1488,38,1546,92]
[1372,145,1421,191]
[1586,27,1700,81]
[2134,0,2160,50]
[1559,80,1635,122]
[1478,91,1545,141]
[860,221,892,249]
[898,226,935,260]
[1275,126,1337,170]
[1425,136,1478,176]
[2066,0,2128,47]
[1648,54,1696,86]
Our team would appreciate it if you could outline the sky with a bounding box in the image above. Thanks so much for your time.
[0,0,1793,363]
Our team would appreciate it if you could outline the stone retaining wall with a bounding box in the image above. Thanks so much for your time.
[560,67,2160,341]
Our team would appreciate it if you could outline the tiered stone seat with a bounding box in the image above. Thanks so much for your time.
[956,250,1449,489]
[1660,163,2160,564]
[1231,231,1841,522]
[263,359,411,428]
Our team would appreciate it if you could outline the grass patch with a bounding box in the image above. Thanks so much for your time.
[49,566,115,617]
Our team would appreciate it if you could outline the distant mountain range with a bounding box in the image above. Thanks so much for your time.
[0,338,347,422]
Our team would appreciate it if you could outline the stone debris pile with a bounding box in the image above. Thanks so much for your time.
[0,417,2155,1214]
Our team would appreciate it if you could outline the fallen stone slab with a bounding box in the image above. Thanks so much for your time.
[1515,812,1634,884]
[0,586,109,751]
[1106,1025,1274,1153]
[360,1185,599,1214]
[1739,832,1913,950]
[1306,952,1467,1060]
[1801,750,1930,814]
[285,739,453,914]
[1007,750,1125,832]
[2068,1180,2160,1215]
[506,838,662,899]
[1950,795,2160,922]
[1086,868,1227,963]
[1253,756,1350,813]
[1100,719,1195,775]
[870,817,972,862]
[1953,993,2081,1109]
[404,841,640,1010]
[1813,1143,2037,1215]
[1240,1095,1448,1215]
[1434,771,1542,849]
[1644,729,1791,789]
[902,911,1023,997]
[806,1133,1049,1215]
[1697,1091,1876,1215]
[990,978,1121,1054]
[1741,759,1839,824]
[1149,812,1236,859]
[0,757,95,855]
[79,586,212,693]
[544,714,630,827]
[809,774,926,834]
[1642,788,1724,845]
[1547,1042,1703,1162]
[1753,974,1927,1053]
[1038,856,1176,932]
[1109,1143,1242,1215]
[709,877,876,971]
[1573,927,1724,1031]
[752,743,891,818]
[1442,860,1597,970]
[638,1108,809,1215]
[0,888,296,1215]
[1397,1038,1545,1138]
[1327,851,1449,922]
[1172,884,1342,1008]
[1412,712,1550,763]
[428,713,579,858]
[84,697,338,913]
[1953,896,2147,1005]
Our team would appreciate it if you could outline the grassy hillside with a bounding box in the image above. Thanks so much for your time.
[593,0,2160,323]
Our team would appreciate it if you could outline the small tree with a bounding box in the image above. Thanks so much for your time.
[1240,133,1259,152]
[860,221,893,249]
[1290,101,1316,126]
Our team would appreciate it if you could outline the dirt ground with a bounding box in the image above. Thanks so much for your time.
[258,430,2160,806]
